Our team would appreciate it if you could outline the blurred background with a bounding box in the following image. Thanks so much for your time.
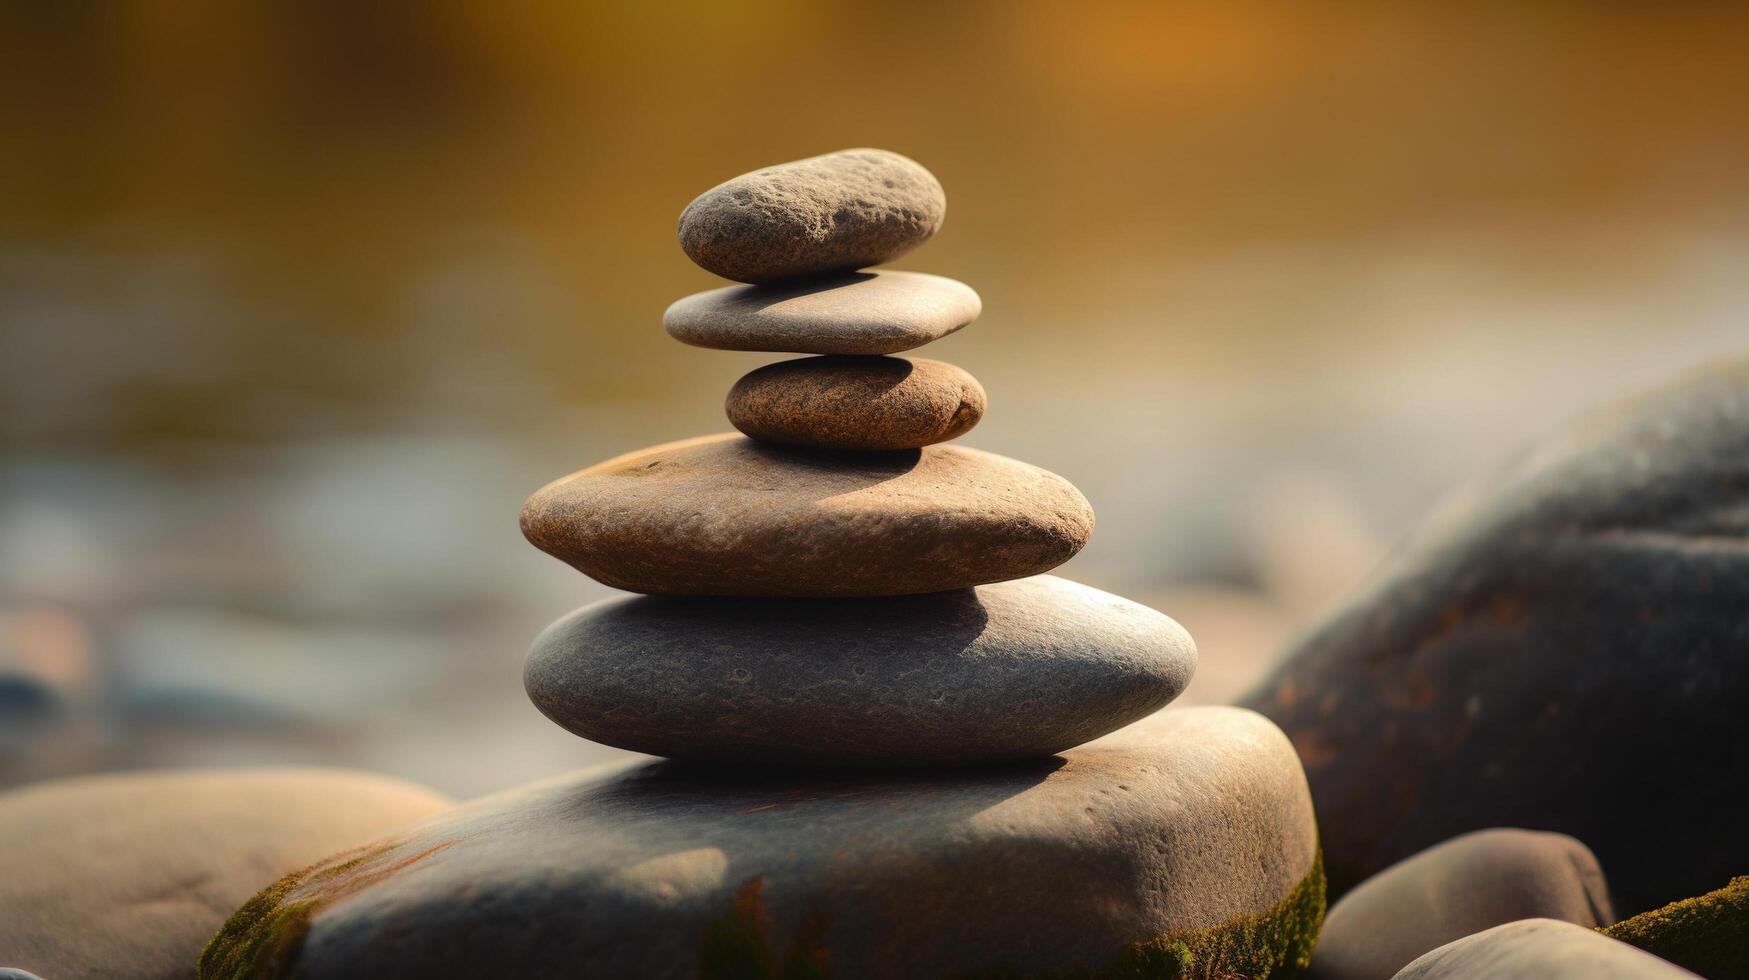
[4,2,1748,797]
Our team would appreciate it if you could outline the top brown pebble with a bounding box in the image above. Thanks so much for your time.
[678,148,947,284]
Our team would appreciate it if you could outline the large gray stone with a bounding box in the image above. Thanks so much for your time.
[521,433,1094,597]
[1393,919,1696,979]
[677,148,945,283]
[201,707,1324,980]
[525,575,1196,767]
[0,768,451,980]
[665,271,981,355]
[1243,359,1749,915]
[1310,828,1615,980]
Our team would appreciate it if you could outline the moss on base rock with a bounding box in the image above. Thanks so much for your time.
[947,852,1326,980]
[1601,875,1749,980]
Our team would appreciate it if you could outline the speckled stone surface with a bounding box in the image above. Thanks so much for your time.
[1310,829,1615,980]
[520,433,1094,597]
[1394,919,1696,979]
[1243,358,1749,916]
[199,707,1320,980]
[0,768,451,980]
[664,271,980,355]
[677,148,945,283]
[524,575,1195,767]
[726,355,985,451]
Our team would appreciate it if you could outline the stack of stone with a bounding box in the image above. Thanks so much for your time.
[517,147,1199,767]
[197,150,1324,980]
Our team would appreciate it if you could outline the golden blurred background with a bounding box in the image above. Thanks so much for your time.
[4,1,1748,795]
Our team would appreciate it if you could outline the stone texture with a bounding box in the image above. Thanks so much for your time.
[521,433,1094,597]
[0,768,451,980]
[1242,358,1749,915]
[1310,828,1615,980]
[525,575,1196,767]
[663,271,980,355]
[726,355,985,451]
[1602,876,1749,980]
[1393,919,1697,979]
[677,148,945,283]
[201,707,1322,980]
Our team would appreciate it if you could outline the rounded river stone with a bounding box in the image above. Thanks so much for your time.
[520,433,1094,597]
[1395,919,1697,980]
[525,574,1196,767]
[677,148,945,283]
[726,355,985,451]
[200,707,1323,980]
[1243,357,1749,916]
[663,270,981,355]
[1310,828,1615,980]
[0,768,451,980]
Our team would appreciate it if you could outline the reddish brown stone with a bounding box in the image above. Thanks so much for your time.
[726,356,985,451]
[520,434,1094,597]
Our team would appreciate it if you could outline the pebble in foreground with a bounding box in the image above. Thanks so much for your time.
[200,708,1321,980]
[0,769,450,980]
[1309,828,1614,980]
[525,575,1196,767]
[1391,919,1697,979]
[678,148,946,283]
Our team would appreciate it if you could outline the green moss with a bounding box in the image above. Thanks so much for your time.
[196,864,321,980]
[1601,875,1749,980]
[197,836,454,980]
[1066,851,1325,980]
[702,853,1325,980]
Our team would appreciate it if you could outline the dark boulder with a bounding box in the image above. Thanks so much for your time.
[1243,359,1749,915]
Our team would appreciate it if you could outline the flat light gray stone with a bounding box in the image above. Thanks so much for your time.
[0,768,451,980]
[520,434,1094,597]
[1311,828,1615,980]
[664,271,980,355]
[525,575,1196,767]
[201,707,1322,980]
[677,148,945,283]
[1393,919,1696,979]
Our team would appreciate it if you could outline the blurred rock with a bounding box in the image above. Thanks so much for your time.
[1311,828,1614,980]
[1393,919,1696,979]
[0,767,452,980]
[1143,585,1292,705]
[1244,359,1749,914]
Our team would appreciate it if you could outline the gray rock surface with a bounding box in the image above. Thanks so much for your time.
[1393,919,1697,979]
[1311,828,1615,980]
[1243,358,1749,915]
[201,707,1321,980]
[677,148,945,283]
[664,270,980,355]
[726,355,985,451]
[521,433,1094,597]
[0,768,451,980]
[525,575,1195,766]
